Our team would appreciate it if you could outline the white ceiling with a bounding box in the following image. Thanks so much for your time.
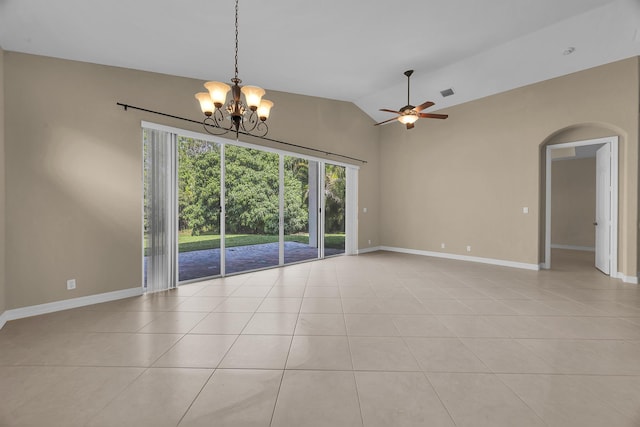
[1,0,639,123]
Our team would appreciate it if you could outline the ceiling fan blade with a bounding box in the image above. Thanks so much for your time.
[374,117,399,126]
[413,101,435,112]
[380,108,402,114]
[419,113,448,119]
[406,123,415,130]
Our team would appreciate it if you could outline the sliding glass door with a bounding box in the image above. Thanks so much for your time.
[177,137,221,281]
[224,145,280,274]
[284,156,320,264]
[142,123,356,283]
[324,164,346,256]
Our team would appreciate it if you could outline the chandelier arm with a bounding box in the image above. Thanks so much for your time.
[240,110,260,133]
[213,108,232,128]
[203,116,230,136]
[255,121,268,137]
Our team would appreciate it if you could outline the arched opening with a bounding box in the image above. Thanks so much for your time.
[539,122,624,275]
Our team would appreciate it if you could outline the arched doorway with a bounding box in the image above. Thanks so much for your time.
[539,123,622,275]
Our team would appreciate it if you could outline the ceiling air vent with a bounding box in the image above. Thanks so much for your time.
[440,88,455,98]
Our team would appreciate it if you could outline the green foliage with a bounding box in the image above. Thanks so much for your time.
[178,138,221,235]
[324,164,346,233]
[173,137,345,237]
[224,145,280,234]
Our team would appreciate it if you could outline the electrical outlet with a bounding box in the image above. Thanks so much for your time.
[441,243,445,249]
[67,279,76,290]
[466,246,471,252]
[368,239,371,245]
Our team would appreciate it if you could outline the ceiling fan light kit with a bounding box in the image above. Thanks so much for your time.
[398,114,419,125]
[195,0,273,137]
[375,69,448,130]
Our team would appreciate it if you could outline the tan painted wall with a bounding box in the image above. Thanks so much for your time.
[380,58,638,276]
[4,52,380,309]
[551,158,596,248]
[0,47,6,314]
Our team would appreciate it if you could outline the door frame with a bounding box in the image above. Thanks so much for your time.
[543,136,618,273]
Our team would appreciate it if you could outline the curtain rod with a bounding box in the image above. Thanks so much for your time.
[116,102,368,164]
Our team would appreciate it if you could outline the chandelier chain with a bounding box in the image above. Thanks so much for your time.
[234,0,239,80]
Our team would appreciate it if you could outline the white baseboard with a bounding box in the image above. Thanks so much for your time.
[378,246,540,271]
[357,246,382,255]
[551,244,596,252]
[0,311,8,330]
[0,287,144,329]
[612,272,639,284]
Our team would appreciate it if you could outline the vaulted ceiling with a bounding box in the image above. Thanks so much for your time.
[1,0,639,122]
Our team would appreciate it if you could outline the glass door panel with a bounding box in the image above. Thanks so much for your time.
[284,156,320,264]
[324,164,346,256]
[225,145,280,274]
[177,137,221,281]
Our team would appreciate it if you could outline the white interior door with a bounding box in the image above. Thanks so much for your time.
[595,144,611,274]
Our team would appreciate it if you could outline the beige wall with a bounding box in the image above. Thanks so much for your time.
[4,52,380,309]
[0,46,6,313]
[3,51,638,311]
[551,158,596,248]
[379,58,638,276]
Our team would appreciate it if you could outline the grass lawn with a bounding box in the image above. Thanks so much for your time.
[144,231,345,255]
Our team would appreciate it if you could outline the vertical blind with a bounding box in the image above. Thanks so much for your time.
[144,128,178,293]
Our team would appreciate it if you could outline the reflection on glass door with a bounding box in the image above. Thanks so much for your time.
[324,164,346,256]
[284,156,320,264]
[177,137,221,281]
[225,145,280,274]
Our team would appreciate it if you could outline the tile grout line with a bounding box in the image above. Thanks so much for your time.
[421,371,460,427]
[341,275,366,427]
[179,271,282,425]
[268,270,310,426]
[84,365,152,425]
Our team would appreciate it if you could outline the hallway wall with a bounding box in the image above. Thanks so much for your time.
[551,158,596,249]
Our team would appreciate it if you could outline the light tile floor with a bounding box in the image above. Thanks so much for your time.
[1,249,640,426]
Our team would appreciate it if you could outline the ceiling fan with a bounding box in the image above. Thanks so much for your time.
[374,70,448,130]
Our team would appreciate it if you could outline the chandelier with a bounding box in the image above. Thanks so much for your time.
[195,0,273,137]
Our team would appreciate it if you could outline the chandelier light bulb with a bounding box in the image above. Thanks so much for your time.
[241,85,266,111]
[195,92,214,116]
[204,81,231,108]
[257,99,274,121]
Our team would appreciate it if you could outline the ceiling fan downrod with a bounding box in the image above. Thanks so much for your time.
[404,69,414,107]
